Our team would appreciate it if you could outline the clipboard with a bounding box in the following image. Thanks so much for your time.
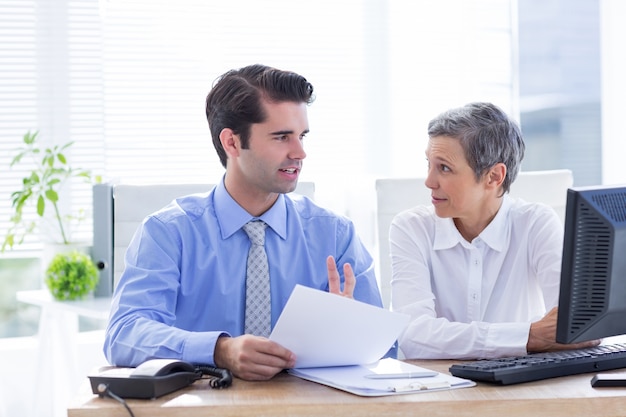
[289,358,475,396]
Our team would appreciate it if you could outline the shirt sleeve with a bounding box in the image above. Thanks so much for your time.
[389,208,530,360]
[103,214,224,367]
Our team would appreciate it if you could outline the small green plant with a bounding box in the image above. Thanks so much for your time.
[2,130,92,251]
[45,250,99,300]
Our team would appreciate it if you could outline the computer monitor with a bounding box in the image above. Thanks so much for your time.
[556,184,626,344]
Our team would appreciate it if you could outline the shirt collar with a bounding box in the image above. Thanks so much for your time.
[433,195,512,252]
[214,177,288,240]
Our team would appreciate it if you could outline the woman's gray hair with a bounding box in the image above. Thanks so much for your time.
[427,102,525,195]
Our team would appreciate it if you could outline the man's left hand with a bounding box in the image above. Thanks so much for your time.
[326,255,355,298]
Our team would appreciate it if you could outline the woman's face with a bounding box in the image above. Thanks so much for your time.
[424,135,489,221]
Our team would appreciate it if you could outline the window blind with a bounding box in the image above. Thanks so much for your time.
[0,0,42,253]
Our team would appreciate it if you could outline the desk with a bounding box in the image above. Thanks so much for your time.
[16,289,112,320]
[68,360,626,417]
[17,290,111,417]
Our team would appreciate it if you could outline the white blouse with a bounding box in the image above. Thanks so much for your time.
[390,195,563,359]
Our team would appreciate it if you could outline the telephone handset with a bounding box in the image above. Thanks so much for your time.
[89,359,232,399]
[129,358,196,377]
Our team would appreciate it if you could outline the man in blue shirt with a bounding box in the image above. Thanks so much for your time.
[103,64,383,381]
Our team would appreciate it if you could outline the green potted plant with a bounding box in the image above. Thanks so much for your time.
[2,131,99,298]
[45,250,99,300]
[2,130,92,251]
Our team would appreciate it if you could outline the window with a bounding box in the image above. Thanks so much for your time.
[517,0,602,186]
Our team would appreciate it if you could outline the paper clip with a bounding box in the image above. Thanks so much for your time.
[390,380,451,392]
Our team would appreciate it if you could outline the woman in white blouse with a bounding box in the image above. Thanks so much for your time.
[390,102,598,359]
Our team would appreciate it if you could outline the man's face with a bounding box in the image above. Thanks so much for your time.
[236,100,309,195]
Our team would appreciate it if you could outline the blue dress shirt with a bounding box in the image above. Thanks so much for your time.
[103,179,383,367]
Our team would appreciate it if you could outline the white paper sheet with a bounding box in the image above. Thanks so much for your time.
[269,285,410,368]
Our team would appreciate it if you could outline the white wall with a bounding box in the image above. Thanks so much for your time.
[386,1,516,179]
[601,0,626,185]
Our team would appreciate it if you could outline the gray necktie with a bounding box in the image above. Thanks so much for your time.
[243,220,271,337]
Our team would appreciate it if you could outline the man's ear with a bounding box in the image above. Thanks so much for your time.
[219,128,241,159]
[487,163,507,190]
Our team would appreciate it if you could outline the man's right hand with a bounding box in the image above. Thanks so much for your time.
[527,307,601,353]
[213,335,296,381]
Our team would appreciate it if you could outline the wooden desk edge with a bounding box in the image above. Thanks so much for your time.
[68,360,626,417]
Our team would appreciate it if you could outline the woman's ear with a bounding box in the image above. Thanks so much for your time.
[487,163,507,189]
[219,128,241,159]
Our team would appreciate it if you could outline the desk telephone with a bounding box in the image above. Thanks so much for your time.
[88,358,232,399]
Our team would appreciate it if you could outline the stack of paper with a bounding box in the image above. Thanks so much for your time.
[269,285,475,396]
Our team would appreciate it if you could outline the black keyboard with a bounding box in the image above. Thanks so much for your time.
[449,343,626,385]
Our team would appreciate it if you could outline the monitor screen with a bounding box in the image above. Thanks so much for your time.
[556,184,626,344]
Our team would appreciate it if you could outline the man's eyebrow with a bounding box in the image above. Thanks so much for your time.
[269,129,310,136]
